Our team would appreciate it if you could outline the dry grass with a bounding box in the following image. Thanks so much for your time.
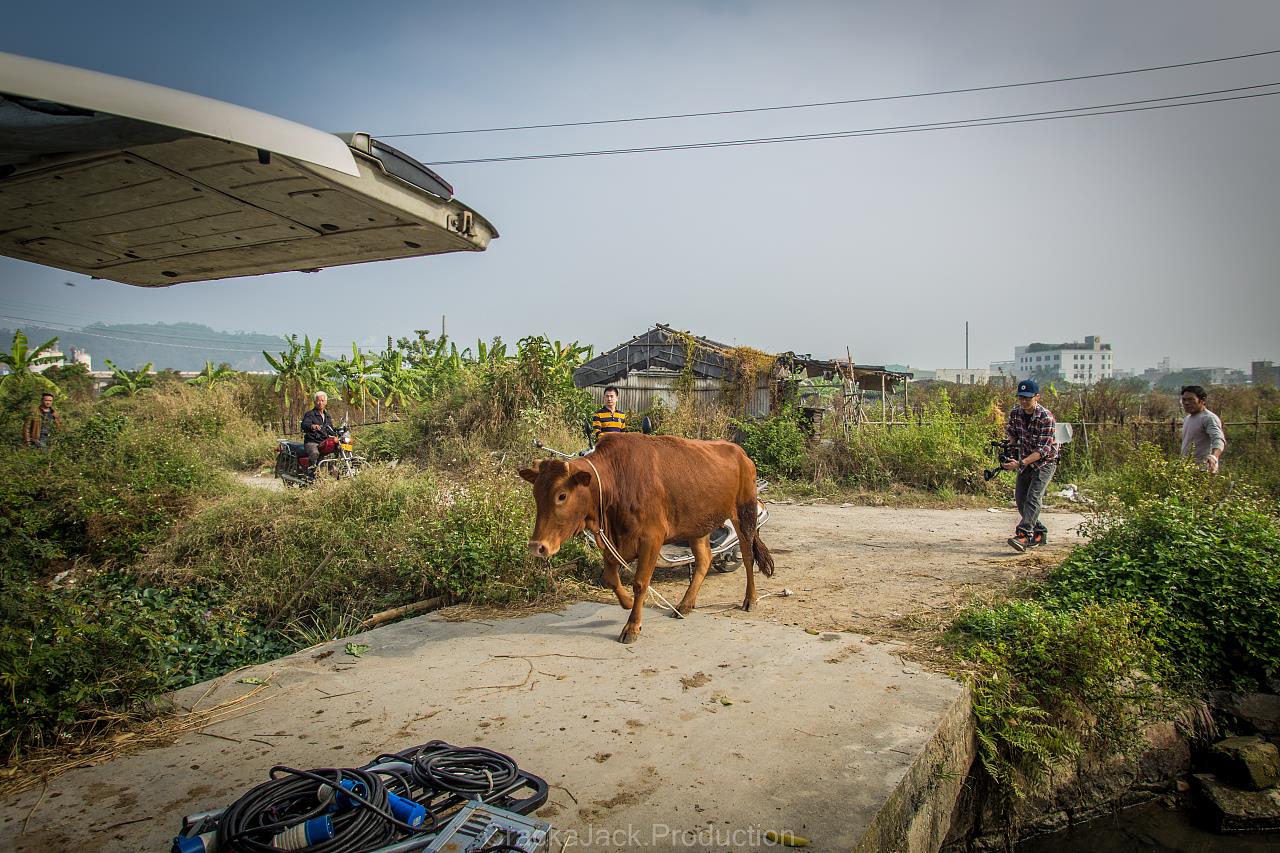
[844,552,1066,673]
[0,680,277,797]
[434,568,607,623]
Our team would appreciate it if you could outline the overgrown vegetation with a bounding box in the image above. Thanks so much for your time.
[3,321,1278,786]
[946,449,1280,797]
[0,335,591,760]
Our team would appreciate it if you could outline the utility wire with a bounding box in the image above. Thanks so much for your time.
[382,48,1280,138]
[0,312,275,353]
[423,82,1280,165]
[0,307,286,348]
[0,294,275,337]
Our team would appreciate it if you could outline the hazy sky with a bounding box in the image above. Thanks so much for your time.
[2,1,1278,372]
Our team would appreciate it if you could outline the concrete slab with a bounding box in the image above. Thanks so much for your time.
[1,602,968,852]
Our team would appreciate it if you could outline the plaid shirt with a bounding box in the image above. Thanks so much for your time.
[1005,403,1059,470]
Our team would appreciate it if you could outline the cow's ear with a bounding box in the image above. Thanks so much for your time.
[567,470,593,490]
[518,465,540,483]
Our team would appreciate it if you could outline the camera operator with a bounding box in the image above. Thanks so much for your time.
[1002,379,1059,552]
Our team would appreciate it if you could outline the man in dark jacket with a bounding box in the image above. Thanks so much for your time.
[301,391,336,472]
[1002,379,1059,552]
[24,392,60,449]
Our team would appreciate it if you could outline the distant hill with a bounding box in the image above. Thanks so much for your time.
[0,321,292,372]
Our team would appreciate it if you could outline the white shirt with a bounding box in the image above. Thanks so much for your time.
[1181,409,1225,465]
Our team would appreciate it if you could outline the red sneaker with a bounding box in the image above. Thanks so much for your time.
[1007,533,1031,553]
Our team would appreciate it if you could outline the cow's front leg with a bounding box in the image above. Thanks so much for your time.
[673,535,712,617]
[601,551,633,610]
[619,537,660,644]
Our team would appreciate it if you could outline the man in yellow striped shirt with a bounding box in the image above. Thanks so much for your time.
[591,386,627,441]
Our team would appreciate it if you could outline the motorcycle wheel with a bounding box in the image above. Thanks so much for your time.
[712,546,741,573]
[335,456,366,479]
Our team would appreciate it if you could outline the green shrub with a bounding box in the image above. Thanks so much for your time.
[1046,451,1280,690]
[836,391,997,492]
[0,408,224,571]
[0,571,289,758]
[949,599,1170,794]
[735,409,809,479]
[149,465,570,620]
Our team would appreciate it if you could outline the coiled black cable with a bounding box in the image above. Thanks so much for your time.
[410,746,520,797]
[217,766,417,852]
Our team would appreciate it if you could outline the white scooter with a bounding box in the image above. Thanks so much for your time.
[533,417,769,576]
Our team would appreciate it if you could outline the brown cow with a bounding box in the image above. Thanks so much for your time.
[519,432,774,644]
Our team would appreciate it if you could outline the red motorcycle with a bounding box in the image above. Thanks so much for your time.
[273,421,365,486]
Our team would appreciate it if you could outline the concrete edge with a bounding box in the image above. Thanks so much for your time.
[855,683,976,853]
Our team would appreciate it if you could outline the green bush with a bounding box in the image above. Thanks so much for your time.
[149,465,571,621]
[0,371,59,444]
[0,571,289,757]
[835,391,997,492]
[949,599,1170,794]
[735,409,809,479]
[1046,450,1280,690]
[949,447,1280,797]
[0,409,222,571]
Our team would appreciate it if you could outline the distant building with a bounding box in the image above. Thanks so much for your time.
[988,360,1016,385]
[1253,361,1280,387]
[70,347,91,371]
[30,347,64,374]
[1185,367,1248,386]
[933,367,990,385]
[1014,335,1114,385]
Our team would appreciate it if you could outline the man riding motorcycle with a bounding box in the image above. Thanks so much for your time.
[301,391,339,476]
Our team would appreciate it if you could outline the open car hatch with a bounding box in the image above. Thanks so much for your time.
[0,51,497,286]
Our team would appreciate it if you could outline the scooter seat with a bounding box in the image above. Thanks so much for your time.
[671,524,734,551]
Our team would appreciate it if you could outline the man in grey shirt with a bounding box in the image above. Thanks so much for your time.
[1180,385,1226,473]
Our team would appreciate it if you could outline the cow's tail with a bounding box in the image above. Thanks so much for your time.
[737,502,775,578]
[752,534,775,578]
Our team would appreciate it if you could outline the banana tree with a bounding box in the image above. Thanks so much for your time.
[263,335,305,432]
[186,361,239,388]
[372,346,422,414]
[334,344,386,421]
[101,359,155,397]
[0,330,62,388]
[297,335,338,403]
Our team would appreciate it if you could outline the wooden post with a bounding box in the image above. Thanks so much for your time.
[880,374,886,423]
[1257,405,1262,439]
[1132,422,1139,449]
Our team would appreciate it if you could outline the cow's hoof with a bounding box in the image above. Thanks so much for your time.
[618,626,641,644]
[740,599,754,612]
[670,605,694,618]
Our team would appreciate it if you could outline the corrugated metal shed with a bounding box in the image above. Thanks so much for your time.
[573,324,739,386]
[575,324,773,417]
[575,324,915,420]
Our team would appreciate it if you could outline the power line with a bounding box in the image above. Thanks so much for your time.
[0,313,274,353]
[423,83,1280,165]
[381,48,1280,138]
[0,307,286,348]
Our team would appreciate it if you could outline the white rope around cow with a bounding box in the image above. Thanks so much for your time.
[580,455,685,619]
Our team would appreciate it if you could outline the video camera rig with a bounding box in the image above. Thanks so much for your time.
[983,440,1015,482]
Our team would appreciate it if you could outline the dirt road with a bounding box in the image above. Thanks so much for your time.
[643,501,1087,661]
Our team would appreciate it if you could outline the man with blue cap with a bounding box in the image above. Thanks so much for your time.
[1002,379,1059,551]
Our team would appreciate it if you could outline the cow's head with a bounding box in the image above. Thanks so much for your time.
[518,459,596,558]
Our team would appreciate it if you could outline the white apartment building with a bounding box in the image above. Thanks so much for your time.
[934,367,990,385]
[1014,335,1114,385]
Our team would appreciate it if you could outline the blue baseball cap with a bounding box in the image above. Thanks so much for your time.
[1016,379,1039,397]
